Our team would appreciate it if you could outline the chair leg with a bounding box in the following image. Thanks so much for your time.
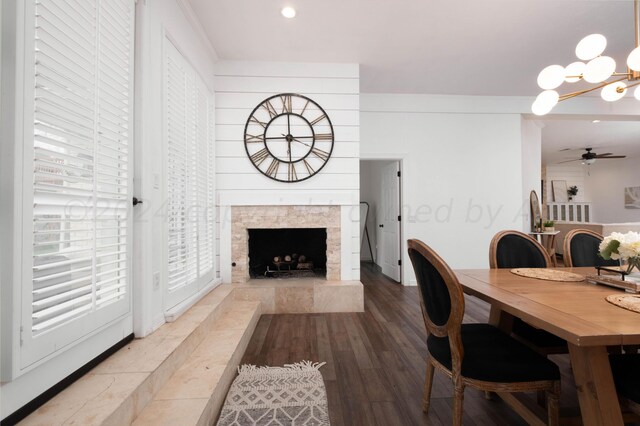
[536,390,546,407]
[423,361,435,413]
[547,382,561,426]
[453,385,464,426]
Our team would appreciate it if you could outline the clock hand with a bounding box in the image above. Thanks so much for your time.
[291,137,311,148]
[287,141,292,162]
[278,133,311,147]
[287,114,290,135]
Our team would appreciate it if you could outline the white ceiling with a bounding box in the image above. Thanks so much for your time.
[188,0,640,159]
[540,116,640,164]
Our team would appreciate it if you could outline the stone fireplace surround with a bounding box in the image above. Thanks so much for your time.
[232,205,341,283]
[218,192,363,314]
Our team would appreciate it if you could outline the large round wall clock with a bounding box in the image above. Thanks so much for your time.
[244,93,334,182]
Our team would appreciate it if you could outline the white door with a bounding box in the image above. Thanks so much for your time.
[379,162,401,281]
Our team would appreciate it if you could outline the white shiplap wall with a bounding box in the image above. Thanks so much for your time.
[214,61,360,281]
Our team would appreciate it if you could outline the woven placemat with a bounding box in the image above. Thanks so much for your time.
[606,294,640,314]
[510,268,585,282]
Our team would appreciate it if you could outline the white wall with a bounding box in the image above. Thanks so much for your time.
[361,94,529,283]
[134,0,217,336]
[521,119,542,229]
[214,61,360,281]
[585,156,640,223]
[544,164,588,204]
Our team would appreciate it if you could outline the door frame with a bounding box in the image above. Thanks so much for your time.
[360,153,408,285]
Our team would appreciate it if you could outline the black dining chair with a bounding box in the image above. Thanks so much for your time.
[489,230,552,269]
[610,354,640,419]
[408,239,561,426]
[563,229,620,268]
[489,230,567,355]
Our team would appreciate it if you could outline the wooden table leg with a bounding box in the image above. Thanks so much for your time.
[568,344,623,426]
[488,306,514,332]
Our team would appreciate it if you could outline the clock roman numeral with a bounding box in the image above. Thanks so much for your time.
[300,99,310,116]
[249,117,267,128]
[309,114,326,126]
[266,159,280,178]
[280,95,292,113]
[288,163,297,181]
[314,133,333,141]
[261,100,278,118]
[245,133,265,143]
[303,159,315,175]
[311,148,330,161]
[250,148,270,166]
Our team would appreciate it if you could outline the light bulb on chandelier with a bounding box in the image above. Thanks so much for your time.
[583,56,616,83]
[564,62,586,83]
[532,0,640,115]
[601,81,627,101]
[575,34,607,60]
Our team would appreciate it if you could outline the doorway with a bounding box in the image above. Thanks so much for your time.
[360,160,402,282]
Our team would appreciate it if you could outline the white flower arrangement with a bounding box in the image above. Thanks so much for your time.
[599,231,640,274]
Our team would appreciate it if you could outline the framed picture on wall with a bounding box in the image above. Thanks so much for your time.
[625,186,640,209]
[552,180,568,202]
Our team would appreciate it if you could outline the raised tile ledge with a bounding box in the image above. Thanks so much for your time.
[132,301,261,426]
[19,284,236,426]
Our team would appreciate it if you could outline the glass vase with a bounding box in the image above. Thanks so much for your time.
[620,257,640,275]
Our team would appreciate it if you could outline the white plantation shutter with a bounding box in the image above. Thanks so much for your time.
[95,0,131,308]
[23,0,134,366]
[164,39,215,310]
[166,46,190,293]
[197,81,214,279]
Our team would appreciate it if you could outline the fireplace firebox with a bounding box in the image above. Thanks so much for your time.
[248,228,327,278]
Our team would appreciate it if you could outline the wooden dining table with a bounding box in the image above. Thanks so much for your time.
[455,267,640,426]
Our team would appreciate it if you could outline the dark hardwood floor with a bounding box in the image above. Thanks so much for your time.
[240,263,582,425]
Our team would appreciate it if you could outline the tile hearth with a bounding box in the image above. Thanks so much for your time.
[233,278,363,314]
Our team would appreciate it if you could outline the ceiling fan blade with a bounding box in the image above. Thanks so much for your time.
[594,153,613,157]
[595,155,626,159]
[558,158,581,163]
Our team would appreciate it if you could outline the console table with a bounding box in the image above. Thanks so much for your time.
[529,231,560,266]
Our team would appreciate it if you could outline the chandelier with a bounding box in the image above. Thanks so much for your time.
[532,0,640,115]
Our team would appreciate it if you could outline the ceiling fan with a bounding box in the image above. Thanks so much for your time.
[559,147,626,164]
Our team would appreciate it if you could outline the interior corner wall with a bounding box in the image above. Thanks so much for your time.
[361,94,526,282]
[135,0,217,337]
[585,157,640,223]
[521,119,542,229]
[214,61,361,281]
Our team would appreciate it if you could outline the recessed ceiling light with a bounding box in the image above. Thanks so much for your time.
[592,119,601,123]
[281,6,296,18]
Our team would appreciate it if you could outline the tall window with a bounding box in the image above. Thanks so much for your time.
[21,0,134,367]
[164,38,215,310]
